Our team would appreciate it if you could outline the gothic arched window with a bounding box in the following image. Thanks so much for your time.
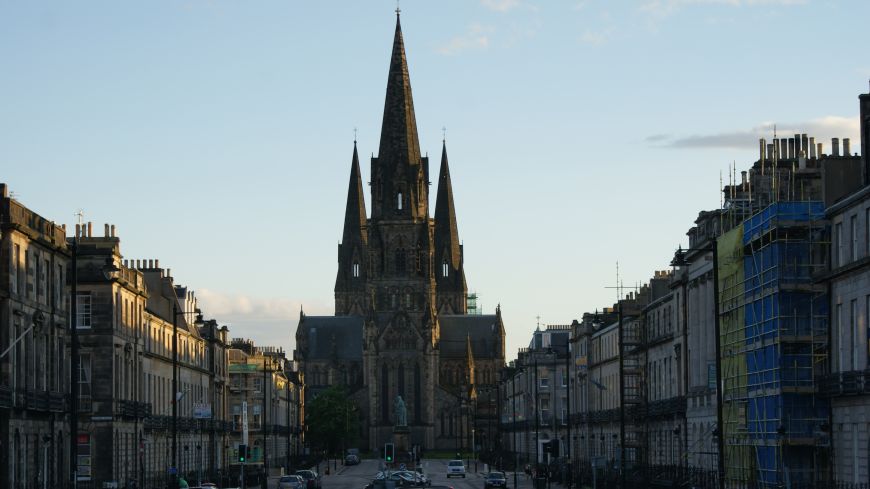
[442,260,449,278]
[352,261,360,278]
[395,248,406,274]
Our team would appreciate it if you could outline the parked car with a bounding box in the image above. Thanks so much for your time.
[484,471,507,489]
[446,460,466,478]
[279,474,306,489]
[365,470,428,488]
[345,453,361,465]
[413,468,430,486]
[295,469,322,489]
[394,470,429,487]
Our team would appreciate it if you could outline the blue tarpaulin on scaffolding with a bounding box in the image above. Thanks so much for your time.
[740,202,829,487]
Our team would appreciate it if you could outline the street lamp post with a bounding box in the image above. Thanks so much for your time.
[69,237,78,489]
[172,305,203,489]
[263,355,269,489]
[671,244,724,489]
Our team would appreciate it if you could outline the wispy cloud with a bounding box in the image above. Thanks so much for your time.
[639,0,806,25]
[197,288,330,322]
[481,0,521,12]
[648,116,859,150]
[436,23,494,55]
[579,28,613,45]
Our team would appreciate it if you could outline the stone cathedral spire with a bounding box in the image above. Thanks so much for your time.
[335,141,368,315]
[434,141,467,313]
[371,13,429,220]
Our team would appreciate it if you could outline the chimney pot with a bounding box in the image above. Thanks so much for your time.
[104,223,110,237]
[110,224,116,237]
[817,142,823,157]
[844,138,851,155]
[87,222,92,237]
[809,137,816,158]
[832,138,840,156]
[155,259,159,269]
[75,224,81,238]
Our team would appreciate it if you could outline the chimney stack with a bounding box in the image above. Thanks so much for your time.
[110,224,116,237]
[809,137,816,158]
[794,133,801,157]
[87,222,92,238]
[832,138,840,156]
[767,143,774,161]
[780,139,788,160]
[0,183,7,198]
[788,138,795,159]
[104,223,110,237]
[818,142,824,157]
[759,139,766,162]
[741,171,747,186]
[843,138,851,155]
[801,134,808,156]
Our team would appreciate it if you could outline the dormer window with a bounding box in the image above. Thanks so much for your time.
[397,192,403,210]
[352,262,360,278]
[442,260,449,278]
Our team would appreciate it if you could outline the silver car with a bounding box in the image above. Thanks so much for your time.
[279,474,306,489]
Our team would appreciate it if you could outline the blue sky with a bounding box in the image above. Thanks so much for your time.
[2,0,867,360]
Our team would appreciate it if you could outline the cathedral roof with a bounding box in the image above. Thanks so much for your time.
[377,13,421,172]
[299,316,364,361]
[439,314,501,359]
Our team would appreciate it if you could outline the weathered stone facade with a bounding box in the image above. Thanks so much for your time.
[0,183,70,489]
[294,15,505,452]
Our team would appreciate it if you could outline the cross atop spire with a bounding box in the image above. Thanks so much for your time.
[395,0,401,17]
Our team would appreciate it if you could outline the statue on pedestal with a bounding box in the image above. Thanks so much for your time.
[394,395,407,427]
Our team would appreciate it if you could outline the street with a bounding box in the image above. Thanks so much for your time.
[255,459,544,489]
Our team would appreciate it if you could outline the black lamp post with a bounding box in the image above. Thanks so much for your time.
[171,305,203,489]
[671,244,723,489]
[262,355,269,489]
[68,237,78,489]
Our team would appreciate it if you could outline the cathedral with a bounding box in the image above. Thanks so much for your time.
[293,13,506,452]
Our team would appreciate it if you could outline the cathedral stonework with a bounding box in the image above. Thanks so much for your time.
[293,13,505,451]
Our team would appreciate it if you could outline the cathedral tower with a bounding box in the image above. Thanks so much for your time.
[299,11,505,453]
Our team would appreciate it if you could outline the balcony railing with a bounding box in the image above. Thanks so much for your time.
[0,385,12,408]
[818,370,870,397]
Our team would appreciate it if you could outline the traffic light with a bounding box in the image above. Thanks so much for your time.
[238,444,247,463]
[384,442,395,462]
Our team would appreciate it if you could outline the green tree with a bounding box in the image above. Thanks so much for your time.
[305,385,361,455]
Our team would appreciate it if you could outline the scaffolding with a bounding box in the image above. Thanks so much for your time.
[717,201,830,488]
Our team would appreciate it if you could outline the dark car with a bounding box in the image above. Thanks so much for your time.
[295,469,322,489]
[484,471,507,489]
